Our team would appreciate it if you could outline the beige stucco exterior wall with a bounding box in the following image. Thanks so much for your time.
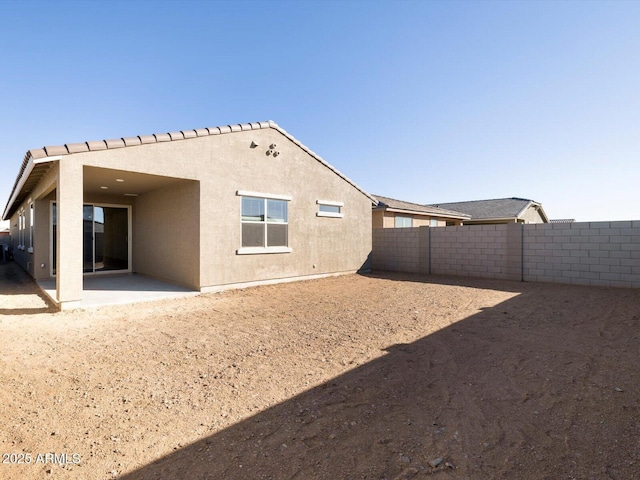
[133,180,200,288]
[372,210,384,229]
[383,212,396,228]
[33,197,50,279]
[372,210,460,228]
[9,163,58,280]
[191,128,372,286]
[8,212,20,266]
[520,205,546,224]
[8,202,33,275]
[410,216,431,227]
[56,159,84,305]
[21,129,372,301]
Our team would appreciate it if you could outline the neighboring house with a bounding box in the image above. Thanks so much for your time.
[373,195,470,228]
[2,121,376,309]
[428,197,549,225]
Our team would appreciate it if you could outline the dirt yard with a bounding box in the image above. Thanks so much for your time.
[1,261,638,480]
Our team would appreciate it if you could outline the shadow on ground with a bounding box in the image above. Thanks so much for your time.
[0,261,56,315]
[120,272,640,479]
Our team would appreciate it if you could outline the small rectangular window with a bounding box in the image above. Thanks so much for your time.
[430,219,439,227]
[29,203,34,252]
[395,215,413,228]
[316,200,344,218]
[320,204,340,214]
[18,210,25,248]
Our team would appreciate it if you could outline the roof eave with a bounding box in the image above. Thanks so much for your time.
[2,154,60,221]
[268,122,376,205]
[465,217,520,223]
[514,201,550,223]
[382,206,470,220]
[514,201,535,219]
[536,206,550,223]
[3,121,378,215]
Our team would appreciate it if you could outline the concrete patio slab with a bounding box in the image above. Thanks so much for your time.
[38,273,200,310]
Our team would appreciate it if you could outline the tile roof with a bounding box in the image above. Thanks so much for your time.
[373,195,471,219]
[4,121,376,219]
[26,121,273,159]
[427,197,540,220]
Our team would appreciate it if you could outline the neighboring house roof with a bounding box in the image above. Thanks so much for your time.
[373,195,471,220]
[3,120,377,220]
[428,197,549,223]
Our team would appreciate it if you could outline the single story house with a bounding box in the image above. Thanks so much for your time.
[373,195,470,228]
[2,121,376,309]
[428,197,549,225]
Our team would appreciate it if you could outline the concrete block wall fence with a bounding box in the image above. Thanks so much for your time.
[371,221,640,288]
[371,228,427,273]
[430,224,522,281]
[523,221,640,288]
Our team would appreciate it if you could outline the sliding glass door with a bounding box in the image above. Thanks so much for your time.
[94,206,129,272]
[52,203,130,275]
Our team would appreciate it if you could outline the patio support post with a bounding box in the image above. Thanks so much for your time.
[56,159,83,307]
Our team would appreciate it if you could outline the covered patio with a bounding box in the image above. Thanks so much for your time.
[6,152,200,309]
[38,272,199,310]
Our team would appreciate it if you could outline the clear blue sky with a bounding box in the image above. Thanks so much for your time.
[2,0,639,225]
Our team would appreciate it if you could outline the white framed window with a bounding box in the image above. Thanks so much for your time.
[430,219,439,227]
[18,210,25,249]
[28,203,34,253]
[395,215,413,228]
[316,200,344,218]
[237,191,292,254]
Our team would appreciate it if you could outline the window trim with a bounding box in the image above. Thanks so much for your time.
[18,209,25,249]
[316,199,344,218]
[236,190,292,201]
[28,202,34,253]
[237,246,293,255]
[237,191,292,255]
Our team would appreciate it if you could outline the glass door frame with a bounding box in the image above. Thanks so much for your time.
[50,201,132,277]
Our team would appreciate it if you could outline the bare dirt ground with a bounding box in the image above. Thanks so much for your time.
[1,261,639,480]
